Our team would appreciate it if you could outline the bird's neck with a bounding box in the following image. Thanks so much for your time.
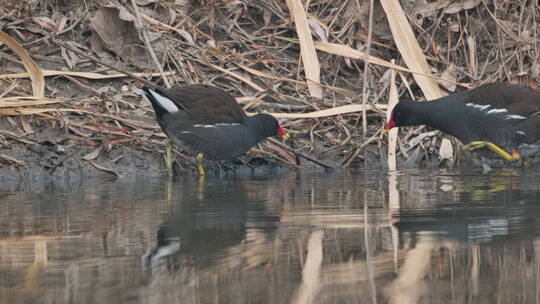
[407,100,445,126]
[244,116,268,143]
[419,96,469,140]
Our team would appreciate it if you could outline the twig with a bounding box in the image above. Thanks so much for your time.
[250,148,301,169]
[51,39,157,88]
[129,0,171,88]
[341,131,380,168]
[359,0,374,142]
[0,154,25,166]
[267,138,336,169]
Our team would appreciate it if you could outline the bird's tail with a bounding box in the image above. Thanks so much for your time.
[140,87,180,117]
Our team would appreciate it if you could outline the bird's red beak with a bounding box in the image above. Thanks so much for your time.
[276,127,289,140]
[383,115,395,134]
[277,126,289,140]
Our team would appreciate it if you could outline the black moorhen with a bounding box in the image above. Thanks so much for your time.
[141,84,289,175]
[384,83,540,162]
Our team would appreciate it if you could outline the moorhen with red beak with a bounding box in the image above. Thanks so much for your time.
[384,83,540,162]
[141,84,289,176]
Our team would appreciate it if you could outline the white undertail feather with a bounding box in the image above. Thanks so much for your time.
[140,89,179,113]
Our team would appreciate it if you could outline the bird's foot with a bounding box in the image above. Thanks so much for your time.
[166,141,173,176]
[196,153,206,176]
[462,141,520,162]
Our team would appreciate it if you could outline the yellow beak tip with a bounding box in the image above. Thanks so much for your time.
[281,133,290,140]
[383,129,390,135]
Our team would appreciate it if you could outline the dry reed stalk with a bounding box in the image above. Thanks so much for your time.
[380,0,453,161]
[0,30,44,98]
[285,0,322,98]
[387,61,398,170]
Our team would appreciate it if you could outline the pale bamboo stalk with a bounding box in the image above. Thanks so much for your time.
[285,0,322,98]
[291,230,323,304]
[387,59,398,170]
[360,0,374,144]
[0,30,44,98]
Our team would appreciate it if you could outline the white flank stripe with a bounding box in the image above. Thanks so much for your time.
[215,123,240,126]
[505,114,527,120]
[466,103,491,110]
[193,123,240,128]
[466,103,522,119]
[486,108,507,115]
[181,131,192,134]
[147,89,179,113]
[516,131,527,136]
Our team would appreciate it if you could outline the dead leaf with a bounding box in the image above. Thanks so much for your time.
[20,116,33,134]
[90,6,164,69]
[60,46,75,69]
[0,30,45,98]
[408,131,438,149]
[444,0,481,14]
[307,18,328,42]
[410,0,444,24]
[139,13,194,45]
[439,137,454,161]
[0,154,25,166]
[286,0,322,98]
[57,15,68,32]
[467,36,477,75]
[82,147,102,161]
[90,161,121,177]
[438,64,457,92]
[31,17,58,32]
[262,142,297,165]
[449,22,460,32]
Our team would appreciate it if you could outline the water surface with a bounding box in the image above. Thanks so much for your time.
[2,169,540,303]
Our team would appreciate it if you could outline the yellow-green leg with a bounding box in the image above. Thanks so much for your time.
[196,172,205,200]
[462,141,520,162]
[166,140,173,176]
[196,153,205,176]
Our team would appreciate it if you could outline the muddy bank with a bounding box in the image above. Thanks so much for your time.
[3,121,540,183]
[0,133,297,182]
[0,143,299,183]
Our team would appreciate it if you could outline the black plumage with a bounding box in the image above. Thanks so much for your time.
[385,83,540,150]
[141,84,288,161]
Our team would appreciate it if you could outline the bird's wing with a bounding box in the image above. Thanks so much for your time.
[158,85,247,124]
[464,83,540,116]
